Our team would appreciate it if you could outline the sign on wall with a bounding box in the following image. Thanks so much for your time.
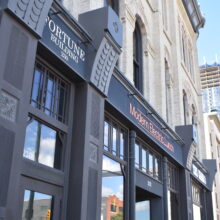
[40,14,87,77]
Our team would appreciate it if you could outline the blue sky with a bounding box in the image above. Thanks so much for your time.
[197,0,220,65]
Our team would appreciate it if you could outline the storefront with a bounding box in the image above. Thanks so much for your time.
[0,1,216,220]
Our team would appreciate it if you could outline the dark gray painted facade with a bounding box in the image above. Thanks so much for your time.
[0,1,216,220]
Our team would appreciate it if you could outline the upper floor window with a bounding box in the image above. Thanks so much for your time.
[104,116,126,160]
[31,61,69,124]
[133,22,143,93]
[135,140,161,180]
[183,90,188,125]
[104,0,119,15]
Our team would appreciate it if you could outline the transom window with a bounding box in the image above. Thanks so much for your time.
[135,141,161,180]
[23,116,64,169]
[31,61,69,124]
[104,116,126,160]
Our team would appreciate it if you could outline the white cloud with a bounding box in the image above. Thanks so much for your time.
[102,186,114,197]
[136,201,150,212]
[103,157,121,172]
[38,138,56,167]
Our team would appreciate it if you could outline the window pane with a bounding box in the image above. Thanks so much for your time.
[193,204,201,220]
[136,201,150,220]
[23,119,39,161]
[101,156,124,220]
[104,122,109,151]
[22,190,53,220]
[155,157,159,179]
[31,62,69,123]
[44,76,54,115]
[31,69,43,108]
[112,127,117,155]
[38,124,56,167]
[135,144,139,168]
[119,132,124,159]
[142,149,147,172]
[148,153,153,176]
[23,118,62,169]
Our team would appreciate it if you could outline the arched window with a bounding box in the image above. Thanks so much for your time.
[183,90,188,125]
[133,22,143,93]
[104,0,119,15]
[192,104,196,125]
[165,59,171,123]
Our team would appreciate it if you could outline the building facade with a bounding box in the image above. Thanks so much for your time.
[203,113,220,220]
[0,0,216,220]
[200,63,220,113]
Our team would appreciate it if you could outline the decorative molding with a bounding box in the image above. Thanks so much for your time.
[7,0,53,37]
[90,36,119,96]
[89,143,98,164]
[0,90,18,122]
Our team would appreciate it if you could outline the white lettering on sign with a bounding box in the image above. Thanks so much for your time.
[46,17,86,63]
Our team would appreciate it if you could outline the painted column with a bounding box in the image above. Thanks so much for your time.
[67,83,105,220]
[163,156,168,220]
[129,130,136,220]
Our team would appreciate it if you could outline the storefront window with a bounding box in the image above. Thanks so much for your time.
[119,132,124,160]
[148,153,153,176]
[31,61,69,124]
[142,149,147,172]
[112,127,117,156]
[135,143,140,168]
[103,117,126,160]
[104,121,109,151]
[22,189,53,220]
[101,156,124,220]
[23,117,63,169]
[135,140,161,180]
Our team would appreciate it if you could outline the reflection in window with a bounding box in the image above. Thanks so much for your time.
[22,190,53,220]
[23,117,63,169]
[142,149,147,172]
[31,61,69,124]
[135,201,150,220]
[135,144,140,168]
[119,132,124,160]
[148,153,153,176]
[112,127,117,156]
[101,156,124,220]
[104,117,126,160]
[104,121,109,151]
[155,157,159,179]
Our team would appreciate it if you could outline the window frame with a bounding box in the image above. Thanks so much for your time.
[133,22,143,93]
[135,138,162,181]
[104,114,128,164]
[31,59,70,124]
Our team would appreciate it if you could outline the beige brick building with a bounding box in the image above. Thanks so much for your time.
[62,0,205,159]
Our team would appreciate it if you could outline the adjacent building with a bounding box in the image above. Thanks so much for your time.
[200,63,220,113]
[0,0,216,220]
[203,113,220,220]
